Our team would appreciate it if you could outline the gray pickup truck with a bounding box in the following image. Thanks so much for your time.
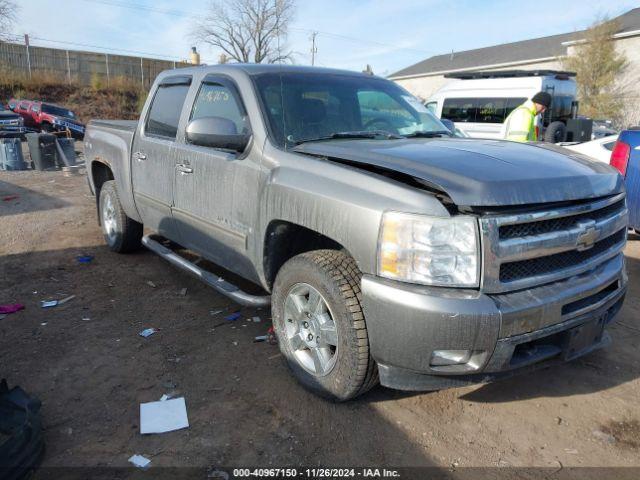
[85,64,628,401]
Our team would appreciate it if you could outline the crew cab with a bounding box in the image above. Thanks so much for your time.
[84,65,628,400]
[11,99,85,138]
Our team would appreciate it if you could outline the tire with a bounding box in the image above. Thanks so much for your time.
[98,180,142,253]
[544,121,567,143]
[272,250,378,401]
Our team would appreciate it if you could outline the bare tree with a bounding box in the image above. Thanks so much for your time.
[0,0,18,41]
[194,0,295,64]
[563,17,629,124]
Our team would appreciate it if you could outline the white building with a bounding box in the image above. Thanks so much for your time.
[389,8,640,125]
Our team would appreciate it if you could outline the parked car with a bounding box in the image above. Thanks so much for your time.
[609,128,640,233]
[562,134,618,163]
[0,107,26,138]
[10,99,85,138]
[425,70,578,141]
[85,64,628,401]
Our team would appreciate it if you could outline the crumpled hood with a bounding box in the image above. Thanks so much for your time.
[293,138,624,207]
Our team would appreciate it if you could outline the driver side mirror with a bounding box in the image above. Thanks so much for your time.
[186,116,250,152]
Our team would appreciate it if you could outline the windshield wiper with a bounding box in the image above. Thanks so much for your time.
[404,130,453,138]
[293,130,403,145]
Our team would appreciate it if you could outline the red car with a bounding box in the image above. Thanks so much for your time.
[9,99,85,138]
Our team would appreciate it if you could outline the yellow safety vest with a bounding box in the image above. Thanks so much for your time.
[503,100,537,142]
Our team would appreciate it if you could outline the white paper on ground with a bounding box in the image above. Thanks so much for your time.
[140,397,189,434]
[128,454,151,469]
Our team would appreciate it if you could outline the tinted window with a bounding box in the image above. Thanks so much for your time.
[31,104,40,113]
[549,96,572,123]
[255,73,446,147]
[19,102,30,110]
[603,141,616,152]
[145,83,190,139]
[442,97,527,123]
[191,83,248,134]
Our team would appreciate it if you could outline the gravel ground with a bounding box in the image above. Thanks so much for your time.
[1,150,639,479]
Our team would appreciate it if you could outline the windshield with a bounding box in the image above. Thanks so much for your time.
[254,72,448,147]
[42,104,75,119]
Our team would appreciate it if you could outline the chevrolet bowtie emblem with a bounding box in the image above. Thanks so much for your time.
[576,220,599,251]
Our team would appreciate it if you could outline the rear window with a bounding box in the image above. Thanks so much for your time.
[441,97,526,123]
[145,83,190,139]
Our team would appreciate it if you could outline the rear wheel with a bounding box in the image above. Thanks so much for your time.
[99,180,142,253]
[544,121,567,143]
[272,250,378,401]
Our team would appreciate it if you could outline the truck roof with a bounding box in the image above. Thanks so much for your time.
[159,63,379,79]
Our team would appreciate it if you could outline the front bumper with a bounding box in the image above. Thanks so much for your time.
[361,254,627,391]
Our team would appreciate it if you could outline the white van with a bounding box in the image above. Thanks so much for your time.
[425,70,577,140]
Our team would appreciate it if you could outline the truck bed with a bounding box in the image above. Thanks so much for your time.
[88,119,137,132]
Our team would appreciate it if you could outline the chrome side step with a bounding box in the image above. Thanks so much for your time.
[141,235,271,307]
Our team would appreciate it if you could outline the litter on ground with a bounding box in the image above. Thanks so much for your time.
[0,304,24,315]
[225,312,241,322]
[41,295,76,308]
[128,454,151,469]
[252,316,261,323]
[140,397,189,434]
[139,328,158,338]
[146,281,157,288]
[76,255,94,263]
[254,335,268,343]
[179,288,187,296]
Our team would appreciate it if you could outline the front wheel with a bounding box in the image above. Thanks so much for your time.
[272,250,378,401]
[99,180,142,253]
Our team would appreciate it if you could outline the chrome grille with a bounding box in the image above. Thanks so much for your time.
[480,193,628,293]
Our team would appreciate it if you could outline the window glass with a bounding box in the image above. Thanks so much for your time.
[442,97,527,123]
[19,102,30,110]
[425,101,437,114]
[31,104,40,113]
[549,96,572,123]
[191,83,248,134]
[442,98,476,122]
[255,73,446,147]
[145,83,190,139]
[603,141,616,152]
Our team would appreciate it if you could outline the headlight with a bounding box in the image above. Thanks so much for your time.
[377,211,480,287]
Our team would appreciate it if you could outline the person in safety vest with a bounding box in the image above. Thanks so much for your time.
[502,91,552,142]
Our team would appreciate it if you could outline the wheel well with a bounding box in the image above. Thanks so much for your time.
[91,161,114,224]
[91,161,114,197]
[263,221,345,289]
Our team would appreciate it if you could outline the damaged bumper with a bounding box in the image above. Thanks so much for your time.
[362,254,627,391]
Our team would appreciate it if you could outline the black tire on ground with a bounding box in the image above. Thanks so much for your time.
[544,121,567,143]
[98,180,142,253]
[272,250,379,401]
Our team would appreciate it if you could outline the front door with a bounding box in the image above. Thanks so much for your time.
[172,76,259,280]
[131,76,191,238]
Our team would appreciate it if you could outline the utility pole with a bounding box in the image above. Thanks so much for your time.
[310,31,318,66]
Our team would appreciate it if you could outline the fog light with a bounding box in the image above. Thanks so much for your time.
[430,350,489,371]
[430,349,473,366]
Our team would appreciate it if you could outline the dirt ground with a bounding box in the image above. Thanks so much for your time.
[1,146,640,479]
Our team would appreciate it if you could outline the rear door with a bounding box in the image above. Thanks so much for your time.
[172,75,259,280]
[131,75,191,239]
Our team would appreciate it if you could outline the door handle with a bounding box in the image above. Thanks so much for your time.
[134,152,147,162]
[176,164,193,175]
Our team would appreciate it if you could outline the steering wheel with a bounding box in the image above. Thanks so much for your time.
[363,117,397,133]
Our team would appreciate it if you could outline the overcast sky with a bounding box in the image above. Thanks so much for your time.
[12,0,639,76]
